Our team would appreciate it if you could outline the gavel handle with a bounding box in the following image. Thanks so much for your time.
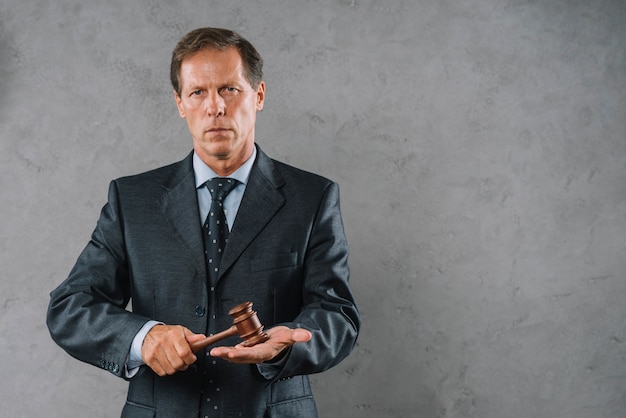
[190,325,238,352]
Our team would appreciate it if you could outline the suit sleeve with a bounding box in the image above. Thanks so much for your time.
[258,182,361,380]
[46,181,150,378]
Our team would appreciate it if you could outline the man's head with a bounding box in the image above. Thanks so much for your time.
[172,28,266,176]
[171,27,263,97]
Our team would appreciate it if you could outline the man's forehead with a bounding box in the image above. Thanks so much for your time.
[179,47,246,85]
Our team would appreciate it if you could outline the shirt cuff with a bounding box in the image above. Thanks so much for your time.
[124,320,162,378]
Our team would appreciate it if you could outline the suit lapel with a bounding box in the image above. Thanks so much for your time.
[159,154,207,276]
[218,147,285,281]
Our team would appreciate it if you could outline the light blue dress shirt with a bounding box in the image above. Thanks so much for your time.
[125,148,257,376]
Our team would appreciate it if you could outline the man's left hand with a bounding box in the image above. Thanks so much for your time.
[209,326,312,364]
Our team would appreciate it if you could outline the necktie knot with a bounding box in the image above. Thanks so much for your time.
[206,177,239,202]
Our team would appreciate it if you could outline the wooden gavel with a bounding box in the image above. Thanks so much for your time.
[190,301,269,352]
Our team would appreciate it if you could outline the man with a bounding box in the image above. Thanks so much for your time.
[47,27,360,417]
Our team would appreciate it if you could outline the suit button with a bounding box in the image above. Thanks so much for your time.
[195,306,206,317]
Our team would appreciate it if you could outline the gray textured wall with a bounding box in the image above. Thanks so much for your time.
[1,1,625,417]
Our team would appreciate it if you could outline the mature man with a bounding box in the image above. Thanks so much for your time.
[47,27,360,417]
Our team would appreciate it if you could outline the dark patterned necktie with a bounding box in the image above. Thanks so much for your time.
[200,178,239,416]
[203,177,239,284]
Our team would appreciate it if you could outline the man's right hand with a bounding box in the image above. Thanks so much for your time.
[141,324,206,376]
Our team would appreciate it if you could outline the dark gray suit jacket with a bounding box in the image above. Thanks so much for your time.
[47,145,360,417]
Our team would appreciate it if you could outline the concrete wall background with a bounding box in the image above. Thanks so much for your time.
[1,0,625,417]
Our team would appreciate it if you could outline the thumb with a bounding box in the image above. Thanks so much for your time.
[291,328,312,343]
[184,329,206,343]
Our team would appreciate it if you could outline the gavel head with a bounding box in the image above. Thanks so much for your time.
[228,301,269,347]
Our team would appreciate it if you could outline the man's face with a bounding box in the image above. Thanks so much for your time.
[175,46,265,175]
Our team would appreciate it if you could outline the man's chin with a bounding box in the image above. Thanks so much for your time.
[212,151,231,160]
[195,140,232,160]
[194,139,254,171]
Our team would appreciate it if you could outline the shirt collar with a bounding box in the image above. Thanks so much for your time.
[193,146,257,189]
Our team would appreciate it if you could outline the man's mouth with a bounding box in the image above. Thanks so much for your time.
[207,127,230,133]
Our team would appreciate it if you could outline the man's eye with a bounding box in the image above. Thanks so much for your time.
[222,87,238,94]
[191,90,202,96]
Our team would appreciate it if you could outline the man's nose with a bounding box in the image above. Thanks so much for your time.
[206,92,225,117]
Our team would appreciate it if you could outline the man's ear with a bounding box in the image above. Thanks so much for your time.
[174,90,186,118]
[256,81,265,111]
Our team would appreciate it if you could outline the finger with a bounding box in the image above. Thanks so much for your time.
[209,346,235,357]
[169,335,199,369]
[151,347,177,376]
[291,328,312,343]
[176,339,197,365]
[142,342,168,375]
[209,346,254,363]
[186,333,207,344]
[149,356,167,377]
